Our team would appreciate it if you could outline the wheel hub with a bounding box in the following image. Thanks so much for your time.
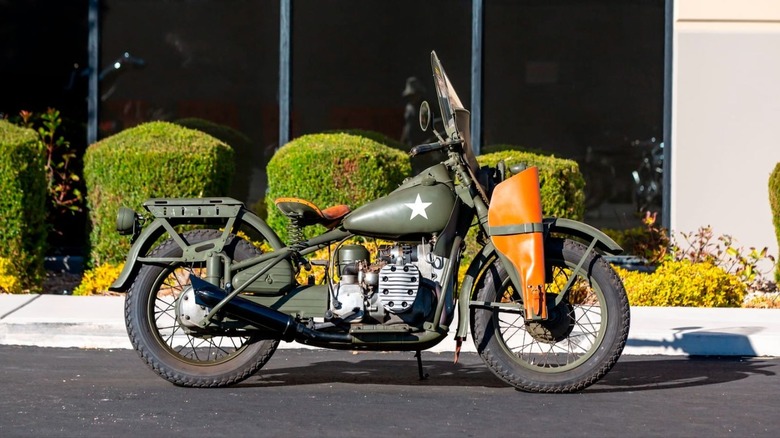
[176,286,211,331]
[525,301,575,343]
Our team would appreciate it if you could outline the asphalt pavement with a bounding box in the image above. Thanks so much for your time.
[0,294,779,356]
[0,346,777,437]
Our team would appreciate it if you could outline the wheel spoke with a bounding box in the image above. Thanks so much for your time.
[147,261,253,365]
[493,255,608,371]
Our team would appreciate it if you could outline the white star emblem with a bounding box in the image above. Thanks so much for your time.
[405,194,432,220]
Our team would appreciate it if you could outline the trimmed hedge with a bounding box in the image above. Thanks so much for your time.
[326,129,407,151]
[84,121,234,265]
[175,118,254,203]
[770,162,780,282]
[0,120,47,291]
[266,132,411,241]
[477,147,586,220]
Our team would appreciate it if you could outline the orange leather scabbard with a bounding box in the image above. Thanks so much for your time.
[487,166,547,320]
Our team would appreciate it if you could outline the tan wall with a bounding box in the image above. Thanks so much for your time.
[672,0,780,263]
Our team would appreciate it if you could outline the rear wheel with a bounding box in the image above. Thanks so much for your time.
[471,238,629,393]
[125,229,279,387]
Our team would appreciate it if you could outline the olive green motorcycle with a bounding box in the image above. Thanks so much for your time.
[111,51,629,393]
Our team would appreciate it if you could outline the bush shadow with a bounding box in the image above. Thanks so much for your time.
[590,356,777,393]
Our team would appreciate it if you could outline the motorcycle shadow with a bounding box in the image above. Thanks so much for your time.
[589,356,777,393]
[239,351,506,388]
[239,351,777,392]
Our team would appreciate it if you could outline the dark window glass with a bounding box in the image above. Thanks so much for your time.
[100,0,279,204]
[483,0,665,228]
[291,0,472,149]
[0,1,88,126]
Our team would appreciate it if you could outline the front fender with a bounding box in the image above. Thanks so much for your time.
[543,217,623,255]
[453,217,622,338]
[109,203,285,292]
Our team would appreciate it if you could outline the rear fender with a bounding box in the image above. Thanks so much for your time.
[109,198,285,292]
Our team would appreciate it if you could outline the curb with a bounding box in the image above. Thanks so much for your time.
[1,295,778,356]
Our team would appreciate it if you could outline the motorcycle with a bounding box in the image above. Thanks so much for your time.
[631,137,664,213]
[110,51,629,393]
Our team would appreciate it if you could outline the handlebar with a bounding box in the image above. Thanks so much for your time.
[409,139,463,157]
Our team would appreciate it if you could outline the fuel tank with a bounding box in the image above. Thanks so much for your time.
[343,164,456,240]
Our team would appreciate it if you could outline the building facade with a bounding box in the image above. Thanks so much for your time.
[672,0,780,265]
[2,0,778,261]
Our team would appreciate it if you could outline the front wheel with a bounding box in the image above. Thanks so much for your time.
[471,238,629,393]
[125,229,279,387]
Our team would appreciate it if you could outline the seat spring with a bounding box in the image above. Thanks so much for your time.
[287,215,305,245]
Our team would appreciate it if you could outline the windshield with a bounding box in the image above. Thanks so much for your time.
[430,51,478,173]
[431,51,463,140]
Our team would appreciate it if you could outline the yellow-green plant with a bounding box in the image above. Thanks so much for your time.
[0,257,22,293]
[617,259,746,307]
[743,292,780,309]
[73,263,125,296]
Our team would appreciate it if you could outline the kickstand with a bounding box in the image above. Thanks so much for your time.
[414,350,429,380]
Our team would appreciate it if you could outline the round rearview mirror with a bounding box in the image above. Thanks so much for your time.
[419,101,431,132]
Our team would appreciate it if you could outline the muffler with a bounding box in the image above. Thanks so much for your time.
[190,276,351,344]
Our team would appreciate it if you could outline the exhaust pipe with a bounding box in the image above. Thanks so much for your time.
[191,277,351,344]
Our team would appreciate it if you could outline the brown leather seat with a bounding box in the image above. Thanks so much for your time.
[274,197,351,228]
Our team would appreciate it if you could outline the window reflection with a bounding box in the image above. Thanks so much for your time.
[483,0,665,228]
[100,0,279,205]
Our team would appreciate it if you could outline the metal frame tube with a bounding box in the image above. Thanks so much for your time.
[87,0,99,145]
[279,0,292,147]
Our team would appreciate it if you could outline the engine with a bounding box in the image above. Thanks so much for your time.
[326,241,447,327]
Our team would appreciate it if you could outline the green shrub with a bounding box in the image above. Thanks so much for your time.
[481,143,554,157]
[84,121,235,265]
[770,162,780,282]
[477,148,586,220]
[327,129,407,151]
[618,259,746,307]
[0,120,47,291]
[266,132,411,242]
[175,118,254,203]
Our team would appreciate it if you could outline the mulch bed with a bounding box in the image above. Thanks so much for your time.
[41,270,83,295]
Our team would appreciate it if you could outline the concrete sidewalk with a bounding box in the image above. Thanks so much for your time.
[0,294,778,356]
